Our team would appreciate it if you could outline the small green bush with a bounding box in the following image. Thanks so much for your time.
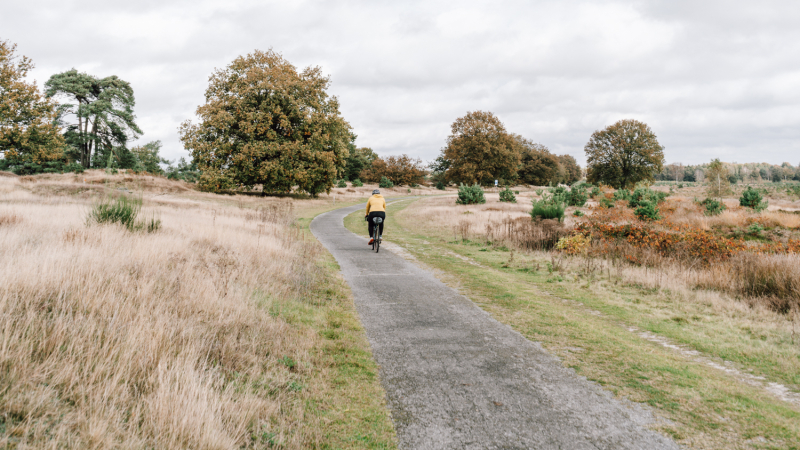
[456,184,486,205]
[591,186,601,198]
[634,200,660,221]
[531,190,566,222]
[740,187,768,211]
[748,223,764,235]
[573,210,584,217]
[613,189,632,202]
[567,185,588,207]
[599,197,615,208]
[514,190,520,194]
[336,179,347,188]
[379,176,394,188]
[535,189,543,196]
[531,201,565,222]
[352,179,363,187]
[499,187,516,203]
[88,195,161,232]
[435,181,445,190]
[700,198,726,216]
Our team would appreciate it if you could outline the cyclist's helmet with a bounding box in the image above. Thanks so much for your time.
[372,189,380,195]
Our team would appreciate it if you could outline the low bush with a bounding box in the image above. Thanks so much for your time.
[379,176,394,188]
[499,187,516,203]
[700,198,726,216]
[336,179,347,188]
[0,160,85,175]
[487,216,567,251]
[573,210,584,217]
[456,183,486,205]
[88,195,161,232]
[567,185,588,207]
[435,181,445,190]
[740,187,769,211]
[634,201,660,221]
[352,179,363,187]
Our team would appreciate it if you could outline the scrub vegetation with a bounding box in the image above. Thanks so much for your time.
[345,187,800,450]
[0,170,397,449]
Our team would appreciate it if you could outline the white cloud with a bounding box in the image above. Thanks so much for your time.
[3,0,799,166]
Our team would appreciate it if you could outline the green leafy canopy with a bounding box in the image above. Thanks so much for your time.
[179,49,353,195]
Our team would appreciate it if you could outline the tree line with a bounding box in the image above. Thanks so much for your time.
[427,111,581,187]
[0,39,195,180]
[9,40,772,195]
[656,161,800,184]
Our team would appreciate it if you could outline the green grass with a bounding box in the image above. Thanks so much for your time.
[344,199,800,450]
[276,201,397,449]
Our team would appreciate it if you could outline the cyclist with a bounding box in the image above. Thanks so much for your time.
[365,189,386,245]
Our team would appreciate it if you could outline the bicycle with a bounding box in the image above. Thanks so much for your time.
[371,216,383,253]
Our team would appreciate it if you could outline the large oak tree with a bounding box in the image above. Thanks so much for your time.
[441,111,519,185]
[0,41,65,164]
[360,154,426,186]
[516,136,562,186]
[180,49,352,195]
[585,119,664,189]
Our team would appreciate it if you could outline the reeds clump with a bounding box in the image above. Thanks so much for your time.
[88,194,161,232]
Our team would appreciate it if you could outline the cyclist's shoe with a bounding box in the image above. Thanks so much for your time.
[368,238,374,245]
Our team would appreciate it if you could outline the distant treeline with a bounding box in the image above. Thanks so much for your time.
[656,162,800,183]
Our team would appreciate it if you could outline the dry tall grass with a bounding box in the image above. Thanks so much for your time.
[401,195,800,316]
[0,175,379,448]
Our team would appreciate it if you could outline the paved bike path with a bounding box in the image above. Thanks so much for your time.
[311,200,678,450]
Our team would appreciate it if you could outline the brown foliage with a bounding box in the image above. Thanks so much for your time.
[179,49,352,195]
[516,137,562,186]
[443,111,519,185]
[585,119,664,189]
[0,40,65,164]
[558,154,582,184]
[360,154,426,186]
[487,217,568,251]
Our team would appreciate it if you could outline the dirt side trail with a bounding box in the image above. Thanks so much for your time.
[311,200,679,450]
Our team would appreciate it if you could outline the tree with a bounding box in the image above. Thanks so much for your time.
[0,40,65,164]
[343,145,377,181]
[131,140,169,174]
[516,137,561,186]
[179,49,352,195]
[557,154,581,184]
[705,158,731,197]
[441,111,519,185]
[360,154,426,186]
[45,69,141,168]
[585,119,665,189]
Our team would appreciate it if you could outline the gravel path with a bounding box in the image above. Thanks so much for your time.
[311,201,679,450]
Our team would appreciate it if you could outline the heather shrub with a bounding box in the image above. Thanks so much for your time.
[352,179,363,187]
[336,179,347,188]
[435,181,445,190]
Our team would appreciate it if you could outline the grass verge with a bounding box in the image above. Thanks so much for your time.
[344,198,800,450]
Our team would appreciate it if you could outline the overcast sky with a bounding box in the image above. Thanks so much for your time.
[4,0,800,166]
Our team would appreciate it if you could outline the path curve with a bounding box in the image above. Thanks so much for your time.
[311,200,679,450]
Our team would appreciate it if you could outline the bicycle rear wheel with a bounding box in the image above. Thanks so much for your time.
[372,224,377,251]
[376,229,380,253]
